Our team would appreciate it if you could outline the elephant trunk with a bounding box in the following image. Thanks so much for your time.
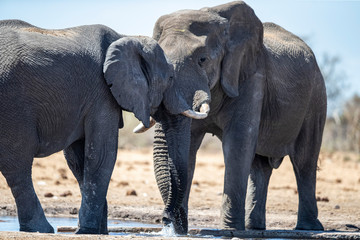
[153,114,191,235]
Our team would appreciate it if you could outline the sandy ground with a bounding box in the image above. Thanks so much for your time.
[0,147,359,239]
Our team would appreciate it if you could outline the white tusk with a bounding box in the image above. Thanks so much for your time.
[182,103,210,119]
[134,104,210,132]
[182,109,208,119]
[199,103,210,114]
[133,117,156,133]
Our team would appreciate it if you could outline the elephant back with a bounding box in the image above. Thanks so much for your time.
[263,22,315,68]
[0,19,35,29]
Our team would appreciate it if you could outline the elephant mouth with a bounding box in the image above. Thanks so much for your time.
[150,106,159,116]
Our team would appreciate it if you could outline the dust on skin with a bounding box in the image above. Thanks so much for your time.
[23,27,77,37]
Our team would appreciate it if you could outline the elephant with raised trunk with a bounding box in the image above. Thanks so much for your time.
[136,1,327,234]
[0,20,206,234]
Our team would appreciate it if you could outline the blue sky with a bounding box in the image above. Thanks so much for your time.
[1,0,359,108]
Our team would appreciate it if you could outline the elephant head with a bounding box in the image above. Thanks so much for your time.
[145,1,264,234]
[103,36,208,129]
[104,36,210,133]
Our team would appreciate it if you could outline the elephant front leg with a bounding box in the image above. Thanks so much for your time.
[245,154,273,230]
[182,130,206,215]
[64,139,110,234]
[221,125,259,230]
[220,73,264,230]
[75,116,118,234]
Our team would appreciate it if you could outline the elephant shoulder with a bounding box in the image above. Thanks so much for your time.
[71,24,122,45]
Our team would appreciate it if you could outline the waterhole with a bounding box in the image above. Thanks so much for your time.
[0,216,166,237]
[0,217,289,239]
[2,216,355,239]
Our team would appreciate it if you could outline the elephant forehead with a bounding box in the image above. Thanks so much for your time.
[160,36,208,63]
[160,32,207,50]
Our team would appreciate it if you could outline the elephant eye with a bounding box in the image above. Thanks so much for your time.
[198,57,207,67]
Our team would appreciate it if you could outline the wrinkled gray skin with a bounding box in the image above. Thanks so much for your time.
[152,1,327,234]
[0,20,177,234]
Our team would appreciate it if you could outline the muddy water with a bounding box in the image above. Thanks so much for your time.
[0,216,295,239]
[0,216,160,235]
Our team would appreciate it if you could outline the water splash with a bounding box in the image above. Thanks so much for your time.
[159,223,178,237]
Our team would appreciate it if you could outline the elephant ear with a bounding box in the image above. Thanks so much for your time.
[206,1,263,97]
[103,37,152,127]
[153,14,170,41]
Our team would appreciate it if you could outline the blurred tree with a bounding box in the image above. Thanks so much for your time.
[318,52,358,152]
[323,95,360,153]
[341,95,360,152]
[319,53,347,117]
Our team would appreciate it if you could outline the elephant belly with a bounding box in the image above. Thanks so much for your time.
[255,115,303,158]
[256,138,293,159]
[35,117,84,158]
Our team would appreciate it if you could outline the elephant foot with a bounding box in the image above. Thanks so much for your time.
[295,218,324,231]
[222,225,245,231]
[75,227,108,234]
[221,220,245,231]
[162,208,188,235]
[245,221,266,230]
[162,218,187,235]
[245,216,266,230]
[20,221,54,233]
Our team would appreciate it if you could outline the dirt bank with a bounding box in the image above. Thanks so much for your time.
[0,148,359,238]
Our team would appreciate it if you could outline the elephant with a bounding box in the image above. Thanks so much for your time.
[135,1,327,234]
[0,19,207,234]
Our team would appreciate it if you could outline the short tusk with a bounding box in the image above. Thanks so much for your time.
[199,103,210,115]
[182,109,208,119]
[133,117,156,133]
[182,103,210,119]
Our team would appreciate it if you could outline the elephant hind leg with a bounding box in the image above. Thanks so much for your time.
[290,114,325,231]
[2,161,54,233]
[245,154,273,230]
[64,139,85,185]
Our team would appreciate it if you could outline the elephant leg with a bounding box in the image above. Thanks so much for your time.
[64,139,85,185]
[182,130,206,214]
[245,154,273,230]
[220,75,264,230]
[73,111,118,234]
[290,115,325,231]
[64,139,108,234]
[2,162,54,233]
[221,127,259,230]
